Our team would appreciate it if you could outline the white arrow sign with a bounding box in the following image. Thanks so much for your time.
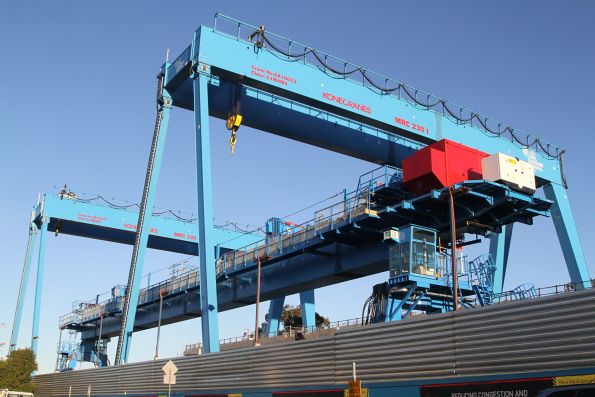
[162,360,178,385]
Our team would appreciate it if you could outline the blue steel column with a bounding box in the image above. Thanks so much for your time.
[31,222,48,356]
[489,224,513,294]
[543,183,590,287]
[266,297,285,337]
[10,221,38,351]
[115,73,172,364]
[193,70,220,353]
[299,290,315,329]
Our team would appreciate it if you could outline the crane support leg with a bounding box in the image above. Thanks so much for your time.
[114,73,172,365]
[489,224,513,294]
[10,224,38,351]
[193,71,220,353]
[387,282,417,321]
[543,183,590,288]
[31,224,47,356]
[266,296,285,337]
[299,290,315,329]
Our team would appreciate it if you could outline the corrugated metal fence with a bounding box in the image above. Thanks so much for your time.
[34,288,595,396]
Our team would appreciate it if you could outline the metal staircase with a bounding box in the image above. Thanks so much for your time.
[468,255,497,306]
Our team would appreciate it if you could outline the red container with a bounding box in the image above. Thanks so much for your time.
[403,139,488,195]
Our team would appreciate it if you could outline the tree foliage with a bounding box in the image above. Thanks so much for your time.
[280,305,330,329]
[0,348,38,392]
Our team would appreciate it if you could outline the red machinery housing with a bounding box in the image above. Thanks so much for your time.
[403,139,488,196]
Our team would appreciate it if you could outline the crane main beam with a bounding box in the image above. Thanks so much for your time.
[164,19,565,186]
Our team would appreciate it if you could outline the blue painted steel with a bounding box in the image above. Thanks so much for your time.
[218,178,550,286]
[299,290,315,329]
[10,221,37,351]
[543,183,590,287]
[63,176,552,343]
[69,173,549,341]
[119,82,173,364]
[207,81,422,166]
[489,224,513,294]
[163,23,587,308]
[163,26,565,186]
[193,68,220,353]
[388,283,417,321]
[31,223,47,356]
[35,194,260,253]
[266,296,285,337]
[403,292,425,319]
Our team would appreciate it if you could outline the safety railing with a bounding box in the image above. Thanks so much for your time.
[495,279,595,302]
[78,303,105,323]
[216,167,405,276]
[189,316,367,352]
[356,166,402,194]
[436,253,470,286]
[212,13,562,160]
[183,342,202,353]
[313,190,371,236]
[217,187,378,276]
[60,268,200,327]
[216,222,317,275]
[58,313,81,328]
[138,268,200,305]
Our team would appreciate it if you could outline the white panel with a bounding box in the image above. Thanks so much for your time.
[482,153,536,193]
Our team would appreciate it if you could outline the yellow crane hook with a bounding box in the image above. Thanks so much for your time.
[226,114,243,154]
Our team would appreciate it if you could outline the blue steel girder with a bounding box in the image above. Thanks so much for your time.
[299,290,315,329]
[165,25,565,186]
[375,181,552,236]
[79,241,390,341]
[34,194,259,254]
[266,296,285,337]
[31,222,48,356]
[192,66,220,353]
[543,183,590,287]
[217,181,551,285]
[403,292,426,319]
[10,218,38,352]
[387,282,417,321]
[489,224,513,295]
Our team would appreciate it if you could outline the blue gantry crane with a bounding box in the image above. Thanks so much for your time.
[10,14,589,369]
[9,190,261,356]
[134,14,586,361]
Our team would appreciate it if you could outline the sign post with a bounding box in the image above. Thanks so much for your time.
[162,360,178,397]
[345,362,368,397]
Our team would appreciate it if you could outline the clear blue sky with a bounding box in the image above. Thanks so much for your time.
[1,1,594,373]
